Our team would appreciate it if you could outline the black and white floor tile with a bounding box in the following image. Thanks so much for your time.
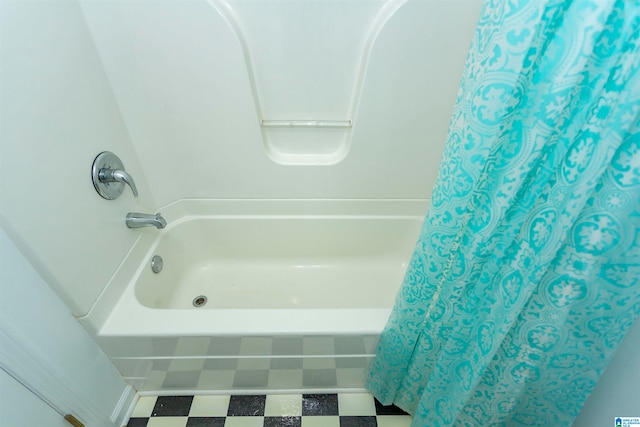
[127,393,411,427]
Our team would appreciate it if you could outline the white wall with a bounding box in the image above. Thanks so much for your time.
[0,369,69,427]
[0,228,134,427]
[0,0,155,316]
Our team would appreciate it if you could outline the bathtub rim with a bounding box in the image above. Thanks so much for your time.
[78,198,428,337]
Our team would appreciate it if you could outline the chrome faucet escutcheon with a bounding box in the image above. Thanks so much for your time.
[126,212,167,229]
[91,151,138,199]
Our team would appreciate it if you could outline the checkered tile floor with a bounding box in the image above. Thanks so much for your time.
[126,393,411,427]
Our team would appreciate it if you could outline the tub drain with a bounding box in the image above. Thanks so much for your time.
[192,295,207,307]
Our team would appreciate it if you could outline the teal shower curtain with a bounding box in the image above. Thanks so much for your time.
[367,0,640,425]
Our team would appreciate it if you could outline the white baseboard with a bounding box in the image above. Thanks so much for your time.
[110,385,137,426]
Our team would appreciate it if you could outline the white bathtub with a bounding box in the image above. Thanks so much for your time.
[81,199,425,392]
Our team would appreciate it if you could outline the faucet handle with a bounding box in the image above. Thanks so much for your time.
[98,168,138,197]
[91,151,139,199]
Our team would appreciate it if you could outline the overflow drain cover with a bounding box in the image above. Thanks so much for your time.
[151,255,163,273]
[192,295,207,307]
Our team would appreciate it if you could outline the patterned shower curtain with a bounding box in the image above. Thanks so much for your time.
[367,0,640,425]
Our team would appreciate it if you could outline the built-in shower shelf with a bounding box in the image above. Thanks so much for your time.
[211,0,407,165]
[260,123,352,165]
[260,120,352,129]
[259,120,353,164]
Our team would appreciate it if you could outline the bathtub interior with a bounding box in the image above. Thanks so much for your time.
[83,199,427,393]
[135,216,421,310]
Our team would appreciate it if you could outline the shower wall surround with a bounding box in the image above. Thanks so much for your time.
[0,0,154,316]
[81,0,482,207]
[2,0,481,325]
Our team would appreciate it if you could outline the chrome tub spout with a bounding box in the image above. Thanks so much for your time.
[126,212,167,229]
